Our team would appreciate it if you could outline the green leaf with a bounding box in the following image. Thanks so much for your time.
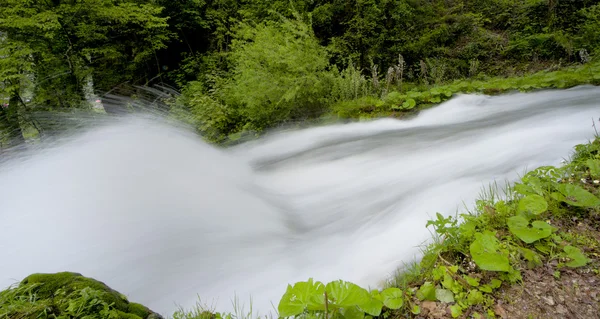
[326,280,370,308]
[517,195,548,215]
[586,159,600,178]
[478,285,492,293]
[555,184,600,207]
[563,246,590,268]
[381,288,404,309]
[470,231,511,272]
[435,289,455,303]
[507,216,554,243]
[416,282,436,301]
[450,304,463,318]
[341,306,364,319]
[358,297,383,316]
[401,98,416,109]
[278,279,325,316]
[467,290,484,305]
[464,276,480,287]
[519,247,543,267]
[411,305,421,315]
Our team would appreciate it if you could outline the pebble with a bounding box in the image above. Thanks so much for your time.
[542,296,555,306]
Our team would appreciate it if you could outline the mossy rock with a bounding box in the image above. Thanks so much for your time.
[1,272,163,319]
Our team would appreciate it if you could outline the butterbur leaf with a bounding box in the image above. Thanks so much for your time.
[587,159,600,178]
[517,195,548,215]
[563,246,589,268]
[326,280,369,308]
[358,297,383,316]
[435,289,455,303]
[416,282,436,301]
[369,290,383,302]
[278,278,325,316]
[555,184,600,207]
[507,216,554,244]
[470,231,511,272]
[381,288,404,309]
[401,98,416,109]
[341,306,364,319]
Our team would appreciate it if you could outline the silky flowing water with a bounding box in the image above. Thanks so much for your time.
[1,87,599,316]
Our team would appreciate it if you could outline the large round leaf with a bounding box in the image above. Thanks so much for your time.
[380,288,404,309]
[325,280,369,308]
[469,231,511,272]
[556,184,600,207]
[507,216,554,244]
[517,194,548,215]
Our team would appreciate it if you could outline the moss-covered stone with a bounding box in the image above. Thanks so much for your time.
[1,272,163,319]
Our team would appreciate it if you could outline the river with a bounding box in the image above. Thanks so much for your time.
[0,86,599,316]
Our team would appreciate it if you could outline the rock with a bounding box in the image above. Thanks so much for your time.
[541,296,555,306]
[494,303,508,318]
[556,304,569,315]
[1,272,163,319]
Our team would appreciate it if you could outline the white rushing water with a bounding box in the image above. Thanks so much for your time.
[0,86,599,316]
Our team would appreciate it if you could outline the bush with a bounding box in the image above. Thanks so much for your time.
[223,14,334,131]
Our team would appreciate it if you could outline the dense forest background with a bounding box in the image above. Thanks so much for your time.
[2,0,600,145]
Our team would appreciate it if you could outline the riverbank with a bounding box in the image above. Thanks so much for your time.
[221,60,600,146]
[329,60,600,121]
[234,135,600,319]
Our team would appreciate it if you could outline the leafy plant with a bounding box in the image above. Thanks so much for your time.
[469,231,511,272]
[507,216,554,244]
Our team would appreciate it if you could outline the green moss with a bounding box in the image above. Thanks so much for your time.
[117,310,145,319]
[128,302,153,318]
[0,272,159,319]
[22,272,130,311]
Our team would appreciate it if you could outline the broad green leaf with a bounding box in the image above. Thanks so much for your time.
[278,279,325,316]
[563,246,589,268]
[469,231,511,272]
[586,159,600,178]
[369,290,383,301]
[450,304,463,318]
[435,288,455,303]
[416,282,436,301]
[380,288,404,309]
[358,297,383,316]
[517,195,548,215]
[401,98,416,109]
[341,306,364,319]
[464,276,480,287]
[326,280,369,308]
[478,285,492,293]
[490,279,503,289]
[507,216,554,243]
[555,184,600,207]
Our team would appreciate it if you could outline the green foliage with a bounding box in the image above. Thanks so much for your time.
[553,184,600,207]
[225,15,333,130]
[470,231,511,272]
[517,194,548,215]
[586,159,600,178]
[507,216,554,244]
[563,246,590,268]
[0,272,154,319]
